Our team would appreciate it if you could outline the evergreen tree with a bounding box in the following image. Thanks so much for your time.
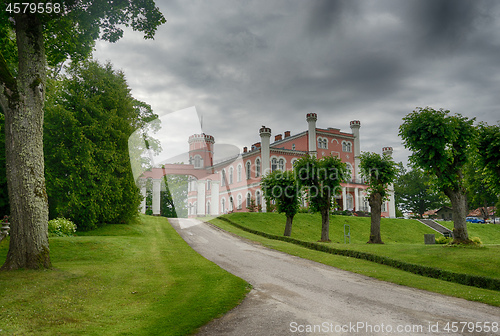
[44,60,147,230]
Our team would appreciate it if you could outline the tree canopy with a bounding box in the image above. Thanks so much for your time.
[294,155,348,242]
[359,151,397,244]
[261,170,300,236]
[394,165,442,217]
[399,107,474,243]
[44,60,149,230]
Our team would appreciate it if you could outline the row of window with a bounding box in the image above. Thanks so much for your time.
[317,138,353,152]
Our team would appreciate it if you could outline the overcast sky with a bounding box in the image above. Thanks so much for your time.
[94,0,500,166]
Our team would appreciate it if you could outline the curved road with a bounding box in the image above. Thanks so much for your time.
[169,218,500,335]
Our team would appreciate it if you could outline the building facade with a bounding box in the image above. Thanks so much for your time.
[140,113,396,218]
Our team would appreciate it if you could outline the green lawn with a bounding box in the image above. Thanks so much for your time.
[209,213,500,306]
[0,215,250,335]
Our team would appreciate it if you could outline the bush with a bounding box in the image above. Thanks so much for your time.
[48,218,77,237]
[471,236,483,246]
[435,236,453,244]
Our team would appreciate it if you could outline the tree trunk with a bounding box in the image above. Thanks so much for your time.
[319,207,330,242]
[284,214,294,236]
[0,13,51,270]
[444,188,469,243]
[367,192,383,244]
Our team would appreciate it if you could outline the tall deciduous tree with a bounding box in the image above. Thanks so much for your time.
[0,1,165,269]
[400,107,474,243]
[261,170,300,236]
[294,155,348,242]
[359,152,397,244]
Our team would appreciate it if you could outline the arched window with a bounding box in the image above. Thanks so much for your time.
[271,158,277,172]
[278,158,285,171]
[237,164,242,182]
[256,158,261,177]
[229,197,234,211]
[246,193,251,208]
[291,158,297,168]
[237,194,242,210]
[345,163,353,182]
[318,138,328,149]
[229,167,234,184]
[256,191,261,206]
[194,155,202,168]
[246,161,251,180]
[346,194,353,210]
[342,141,352,152]
[221,169,226,186]
[221,198,226,213]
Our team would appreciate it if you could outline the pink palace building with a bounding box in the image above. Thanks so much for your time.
[139,113,396,218]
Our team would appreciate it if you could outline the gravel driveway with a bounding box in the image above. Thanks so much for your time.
[169,218,500,336]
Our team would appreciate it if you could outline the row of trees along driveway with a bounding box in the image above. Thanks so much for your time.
[262,153,397,244]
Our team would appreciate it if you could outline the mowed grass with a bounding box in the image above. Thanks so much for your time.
[209,213,500,306]
[0,215,249,335]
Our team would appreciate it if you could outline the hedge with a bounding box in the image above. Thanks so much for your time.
[215,216,500,291]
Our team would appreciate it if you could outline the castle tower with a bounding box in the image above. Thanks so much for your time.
[188,133,215,169]
[259,126,271,176]
[306,113,317,157]
[350,120,361,182]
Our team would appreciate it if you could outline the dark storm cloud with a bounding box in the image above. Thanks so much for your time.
[307,0,346,36]
[406,0,492,53]
[94,0,500,166]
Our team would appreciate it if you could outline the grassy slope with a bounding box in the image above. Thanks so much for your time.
[219,213,500,279]
[0,215,249,335]
[209,214,500,307]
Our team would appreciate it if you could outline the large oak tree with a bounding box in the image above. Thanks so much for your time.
[399,107,474,243]
[0,1,165,270]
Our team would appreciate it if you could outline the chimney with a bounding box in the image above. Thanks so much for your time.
[275,134,282,142]
[243,147,247,153]
[284,131,291,138]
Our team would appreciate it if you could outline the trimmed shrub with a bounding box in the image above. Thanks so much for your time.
[48,218,77,237]
[435,236,453,244]
[216,216,500,291]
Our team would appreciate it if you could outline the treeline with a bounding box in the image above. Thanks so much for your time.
[1,59,157,230]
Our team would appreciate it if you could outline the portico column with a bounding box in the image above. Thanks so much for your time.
[152,179,161,216]
[342,187,347,210]
[354,187,359,212]
[140,184,147,214]
[197,180,206,216]
[211,181,220,215]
